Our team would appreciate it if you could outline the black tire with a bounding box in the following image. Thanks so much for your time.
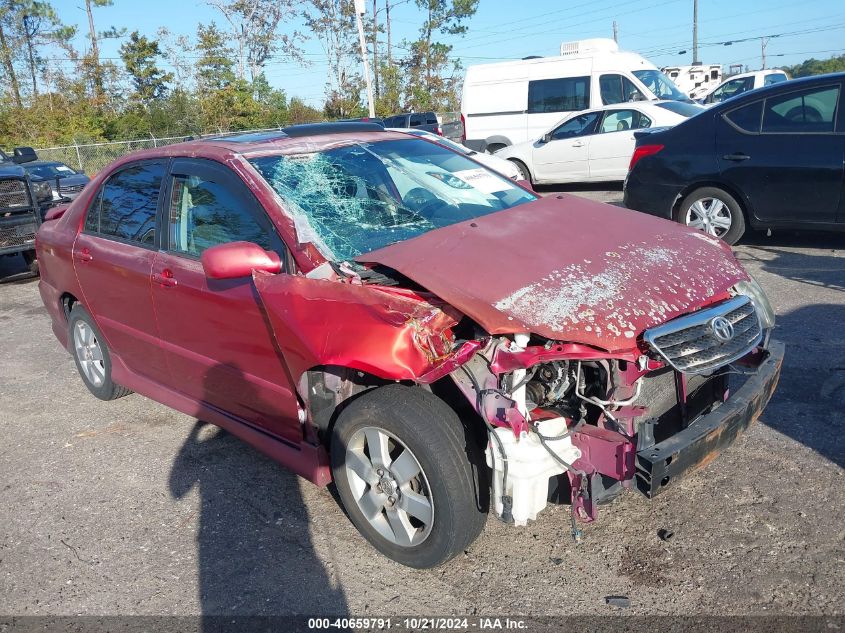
[22,250,39,275]
[68,305,132,401]
[509,158,532,183]
[330,384,486,568]
[486,143,506,154]
[676,186,746,245]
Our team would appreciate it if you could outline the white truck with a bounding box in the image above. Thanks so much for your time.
[460,38,691,153]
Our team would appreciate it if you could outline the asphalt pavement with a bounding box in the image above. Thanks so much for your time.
[1,190,843,619]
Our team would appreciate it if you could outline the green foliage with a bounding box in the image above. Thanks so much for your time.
[119,31,174,105]
[785,54,845,78]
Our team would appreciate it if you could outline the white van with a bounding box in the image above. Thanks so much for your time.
[461,38,690,152]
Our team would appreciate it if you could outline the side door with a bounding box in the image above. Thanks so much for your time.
[716,83,843,225]
[73,160,170,382]
[531,110,600,182]
[588,108,651,180]
[150,158,302,443]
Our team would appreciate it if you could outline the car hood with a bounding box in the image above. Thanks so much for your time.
[58,174,90,186]
[357,195,750,352]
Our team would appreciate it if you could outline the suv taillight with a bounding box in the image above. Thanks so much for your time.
[460,113,466,142]
[629,144,664,171]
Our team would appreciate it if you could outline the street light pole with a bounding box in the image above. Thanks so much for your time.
[354,0,376,118]
[692,0,699,64]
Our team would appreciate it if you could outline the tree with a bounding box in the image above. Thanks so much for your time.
[194,22,236,92]
[83,0,125,102]
[0,2,23,107]
[207,0,305,82]
[304,0,364,119]
[786,54,845,78]
[119,31,173,105]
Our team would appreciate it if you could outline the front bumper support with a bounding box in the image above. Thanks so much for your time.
[635,340,785,498]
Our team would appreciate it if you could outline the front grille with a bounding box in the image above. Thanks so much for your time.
[60,183,85,194]
[0,223,37,248]
[0,179,31,210]
[644,296,762,374]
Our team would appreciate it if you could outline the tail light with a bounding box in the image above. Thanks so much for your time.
[629,144,664,171]
[436,125,443,136]
[460,113,466,142]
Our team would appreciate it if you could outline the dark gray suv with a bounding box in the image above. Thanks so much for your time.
[383,112,442,135]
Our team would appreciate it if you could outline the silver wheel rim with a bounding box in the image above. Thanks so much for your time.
[73,321,105,388]
[513,162,528,180]
[344,426,434,547]
[684,197,733,237]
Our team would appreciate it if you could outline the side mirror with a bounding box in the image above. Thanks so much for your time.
[541,132,552,143]
[200,241,282,280]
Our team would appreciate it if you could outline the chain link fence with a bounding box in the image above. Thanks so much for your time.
[29,114,464,176]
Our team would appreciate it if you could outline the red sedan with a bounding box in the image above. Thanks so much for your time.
[36,123,783,568]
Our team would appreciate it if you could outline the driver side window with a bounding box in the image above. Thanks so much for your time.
[167,173,277,257]
[550,112,600,140]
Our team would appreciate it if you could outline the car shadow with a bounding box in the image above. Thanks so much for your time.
[738,232,845,293]
[533,181,624,193]
[168,364,348,626]
[0,253,37,284]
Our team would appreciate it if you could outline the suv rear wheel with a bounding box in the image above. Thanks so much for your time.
[330,384,486,568]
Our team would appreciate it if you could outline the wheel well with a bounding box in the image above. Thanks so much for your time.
[60,292,79,322]
[507,157,532,180]
[672,181,752,224]
[301,366,486,452]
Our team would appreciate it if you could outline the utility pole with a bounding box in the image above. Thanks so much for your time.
[760,36,769,69]
[386,0,392,65]
[612,20,618,43]
[373,0,379,98]
[692,0,699,63]
[354,0,376,118]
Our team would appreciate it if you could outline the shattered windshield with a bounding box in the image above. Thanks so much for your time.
[249,138,537,261]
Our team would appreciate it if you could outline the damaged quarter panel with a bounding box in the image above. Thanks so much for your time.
[359,194,749,352]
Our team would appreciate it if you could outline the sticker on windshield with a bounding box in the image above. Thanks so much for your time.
[453,168,510,194]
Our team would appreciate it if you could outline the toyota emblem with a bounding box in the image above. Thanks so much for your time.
[710,316,735,342]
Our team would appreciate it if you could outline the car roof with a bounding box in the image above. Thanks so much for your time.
[22,160,66,168]
[96,123,413,172]
[713,71,845,110]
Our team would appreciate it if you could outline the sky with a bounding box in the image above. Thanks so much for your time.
[48,0,845,107]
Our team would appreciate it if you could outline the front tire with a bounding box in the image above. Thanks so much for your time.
[22,250,38,275]
[509,158,532,183]
[330,384,486,568]
[676,186,746,245]
[69,305,132,401]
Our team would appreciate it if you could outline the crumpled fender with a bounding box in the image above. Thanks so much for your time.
[252,271,463,385]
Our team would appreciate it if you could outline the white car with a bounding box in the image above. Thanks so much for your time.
[699,69,789,105]
[388,128,521,179]
[494,101,702,184]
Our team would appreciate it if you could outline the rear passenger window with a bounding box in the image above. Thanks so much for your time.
[409,114,425,127]
[528,77,590,113]
[762,86,839,133]
[89,162,164,245]
[599,109,650,133]
[425,114,438,124]
[725,101,763,133]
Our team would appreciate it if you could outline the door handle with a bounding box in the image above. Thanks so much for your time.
[76,247,93,263]
[723,153,751,162]
[152,269,178,288]
[572,141,585,147]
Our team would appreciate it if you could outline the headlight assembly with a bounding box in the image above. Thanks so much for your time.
[733,276,775,329]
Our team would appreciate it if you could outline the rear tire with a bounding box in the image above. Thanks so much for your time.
[486,143,506,154]
[68,305,132,401]
[509,158,532,183]
[22,250,38,275]
[330,384,486,568]
[676,186,746,245]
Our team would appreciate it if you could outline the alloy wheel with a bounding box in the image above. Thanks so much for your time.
[344,426,434,547]
[73,320,105,387]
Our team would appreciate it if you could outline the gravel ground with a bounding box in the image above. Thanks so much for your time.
[1,193,843,619]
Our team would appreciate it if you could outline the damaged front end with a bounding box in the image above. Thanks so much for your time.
[445,291,783,535]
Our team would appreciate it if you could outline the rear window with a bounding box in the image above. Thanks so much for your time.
[409,114,425,126]
[763,73,788,86]
[655,101,705,118]
[762,85,839,133]
[725,101,763,133]
[527,77,590,113]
